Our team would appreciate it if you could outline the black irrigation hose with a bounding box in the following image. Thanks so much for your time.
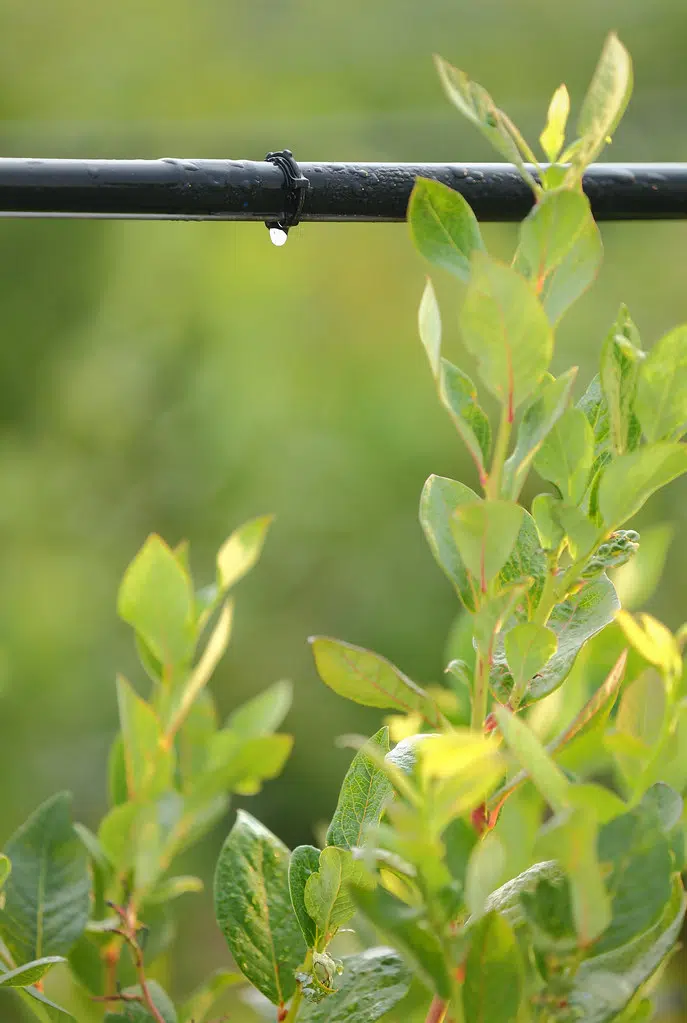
[0,158,685,222]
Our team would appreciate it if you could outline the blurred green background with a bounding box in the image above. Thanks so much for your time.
[1,0,687,1018]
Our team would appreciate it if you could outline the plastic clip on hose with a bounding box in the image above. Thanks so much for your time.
[264,149,310,244]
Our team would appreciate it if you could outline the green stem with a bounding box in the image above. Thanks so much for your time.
[486,405,512,501]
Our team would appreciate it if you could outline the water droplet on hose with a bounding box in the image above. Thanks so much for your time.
[269,227,288,247]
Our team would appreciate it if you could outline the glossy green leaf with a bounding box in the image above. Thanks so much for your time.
[504,622,557,708]
[351,885,452,998]
[460,252,553,411]
[288,845,320,948]
[518,189,591,290]
[595,802,674,953]
[491,574,619,706]
[213,811,306,1007]
[570,879,685,1023]
[420,474,480,610]
[463,912,523,1023]
[451,500,524,591]
[465,832,506,919]
[298,948,412,1023]
[179,971,243,1023]
[116,677,173,801]
[305,847,373,950]
[327,726,392,849]
[534,406,594,503]
[439,359,491,474]
[0,793,90,964]
[118,534,195,667]
[417,276,441,377]
[599,442,687,527]
[217,515,273,592]
[0,956,66,988]
[309,637,443,727]
[226,679,292,738]
[408,177,484,280]
[600,305,643,455]
[635,324,687,442]
[540,84,570,162]
[573,32,633,169]
[502,368,577,499]
[103,981,177,1023]
[494,708,570,813]
[540,212,603,325]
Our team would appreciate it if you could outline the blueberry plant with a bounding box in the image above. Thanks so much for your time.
[2,30,687,1023]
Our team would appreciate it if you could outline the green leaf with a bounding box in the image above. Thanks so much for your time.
[418,277,441,377]
[599,443,687,527]
[298,948,412,1023]
[0,956,66,988]
[309,637,443,727]
[465,833,506,918]
[504,622,557,708]
[213,811,306,1007]
[578,373,611,455]
[18,986,76,1021]
[116,677,174,802]
[635,324,687,442]
[118,534,195,667]
[305,847,373,950]
[595,802,674,953]
[534,406,594,503]
[178,690,218,790]
[439,359,492,474]
[573,32,633,169]
[540,84,570,162]
[420,475,480,610]
[520,874,577,951]
[288,845,320,948]
[0,854,10,890]
[460,252,553,411]
[103,981,177,1023]
[531,493,565,551]
[503,368,577,499]
[192,732,293,805]
[408,177,484,281]
[226,679,293,738]
[165,600,234,734]
[554,501,599,560]
[217,514,273,591]
[570,879,685,1023]
[179,971,243,1023]
[494,708,570,814]
[108,733,128,807]
[450,500,524,591]
[326,726,392,849]
[540,212,603,325]
[491,573,619,706]
[517,190,592,289]
[0,793,90,963]
[600,305,643,455]
[351,885,452,998]
[146,874,204,904]
[463,912,523,1023]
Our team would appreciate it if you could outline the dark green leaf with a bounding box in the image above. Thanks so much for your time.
[598,443,687,527]
[520,875,577,951]
[408,177,484,280]
[503,368,577,499]
[491,575,619,705]
[118,534,195,667]
[226,679,293,738]
[216,515,273,592]
[299,948,412,1023]
[0,793,91,963]
[578,373,610,455]
[213,811,306,1007]
[600,305,643,455]
[439,359,491,474]
[463,912,523,1023]
[289,845,320,948]
[460,252,553,411]
[635,324,687,442]
[309,637,443,727]
[352,885,452,998]
[327,726,392,849]
[305,847,373,950]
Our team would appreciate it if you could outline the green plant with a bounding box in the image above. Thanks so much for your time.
[2,29,687,1023]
